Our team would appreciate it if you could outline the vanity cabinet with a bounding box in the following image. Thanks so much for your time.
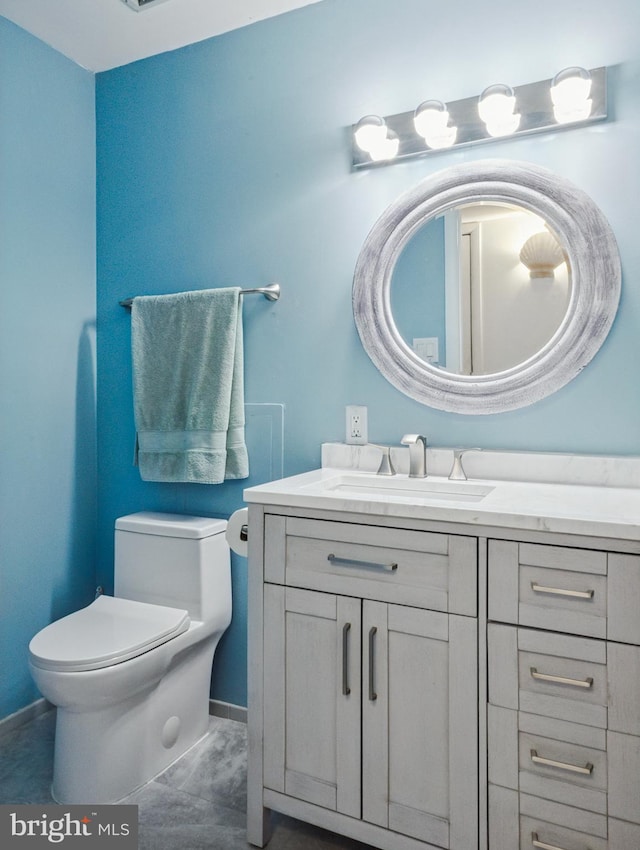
[249,510,479,850]
[247,501,640,850]
[487,540,640,850]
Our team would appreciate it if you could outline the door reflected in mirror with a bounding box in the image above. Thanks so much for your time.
[390,202,571,375]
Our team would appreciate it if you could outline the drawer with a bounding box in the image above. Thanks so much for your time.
[518,728,607,813]
[264,515,477,615]
[490,783,640,849]
[519,789,608,849]
[518,649,606,718]
[520,815,607,850]
[490,784,608,849]
[519,564,606,638]
[489,704,608,815]
[490,705,640,829]
[489,625,640,735]
[489,541,640,643]
[489,540,606,638]
[488,625,608,728]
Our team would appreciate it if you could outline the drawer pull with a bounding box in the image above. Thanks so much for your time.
[530,667,594,689]
[531,833,578,850]
[328,553,398,572]
[342,623,351,696]
[368,627,378,702]
[531,582,594,599]
[530,749,593,775]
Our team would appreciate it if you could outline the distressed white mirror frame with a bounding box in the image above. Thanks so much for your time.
[353,159,621,414]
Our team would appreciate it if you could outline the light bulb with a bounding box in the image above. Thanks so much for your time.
[478,83,521,137]
[551,67,593,124]
[354,116,398,161]
[354,115,388,153]
[414,100,458,149]
[368,130,399,162]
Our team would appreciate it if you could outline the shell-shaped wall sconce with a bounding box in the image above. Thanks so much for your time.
[519,231,565,280]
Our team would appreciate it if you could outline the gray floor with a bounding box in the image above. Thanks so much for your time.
[0,710,369,850]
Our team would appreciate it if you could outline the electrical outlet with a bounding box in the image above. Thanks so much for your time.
[413,337,439,364]
[346,405,368,445]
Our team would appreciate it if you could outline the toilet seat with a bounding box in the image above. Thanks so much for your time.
[29,595,190,673]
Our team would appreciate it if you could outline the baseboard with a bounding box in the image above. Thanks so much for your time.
[209,699,247,723]
[1,697,245,736]
[0,698,52,738]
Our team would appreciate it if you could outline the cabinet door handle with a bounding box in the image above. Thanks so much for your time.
[342,623,351,696]
[530,749,593,775]
[531,833,576,850]
[531,582,594,599]
[328,553,398,572]
[530,667,594,689]
[368,626,378,701]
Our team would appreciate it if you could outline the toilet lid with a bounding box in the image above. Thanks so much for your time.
[28,595,190,673]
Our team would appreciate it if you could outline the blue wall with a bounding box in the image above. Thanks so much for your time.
[0,18,96,719]
[93,0,639,708]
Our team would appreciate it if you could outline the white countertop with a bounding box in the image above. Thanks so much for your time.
[244,445,640,542]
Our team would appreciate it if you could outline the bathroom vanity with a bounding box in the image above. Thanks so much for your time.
[245,446,640,850]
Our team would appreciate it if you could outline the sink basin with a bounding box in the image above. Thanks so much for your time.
[304,473,494,503]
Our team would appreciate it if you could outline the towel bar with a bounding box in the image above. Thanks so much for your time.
[119,283,280,309]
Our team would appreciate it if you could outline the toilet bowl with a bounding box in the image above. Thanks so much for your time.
[28,512,232,804]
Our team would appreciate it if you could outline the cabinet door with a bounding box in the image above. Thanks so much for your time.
[362,602,478,849]
[263,585,362,817]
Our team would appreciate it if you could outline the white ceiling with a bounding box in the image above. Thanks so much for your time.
[0,0,324,73]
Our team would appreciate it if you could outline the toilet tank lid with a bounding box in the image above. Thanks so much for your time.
[116,511,227,539]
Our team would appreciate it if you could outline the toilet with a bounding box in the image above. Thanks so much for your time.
[28,511,232,804]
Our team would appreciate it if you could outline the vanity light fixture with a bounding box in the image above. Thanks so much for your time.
[519,231,566,281]
[352,66,606,169]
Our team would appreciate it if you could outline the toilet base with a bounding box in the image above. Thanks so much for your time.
[51,632,220,804]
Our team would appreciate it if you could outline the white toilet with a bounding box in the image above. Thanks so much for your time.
[28,511,232,804]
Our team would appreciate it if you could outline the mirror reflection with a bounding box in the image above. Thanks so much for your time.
[390,202,571,375]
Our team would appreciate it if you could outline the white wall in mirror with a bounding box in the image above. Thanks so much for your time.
[451,204,570,375]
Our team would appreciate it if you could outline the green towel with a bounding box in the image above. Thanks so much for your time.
[131,287,249,484]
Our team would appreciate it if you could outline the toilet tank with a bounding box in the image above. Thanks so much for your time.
[114,512,231,623]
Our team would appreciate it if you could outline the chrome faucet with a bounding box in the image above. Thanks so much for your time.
[401,434,428,478]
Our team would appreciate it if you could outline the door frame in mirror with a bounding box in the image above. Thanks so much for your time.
[353,159,621,414]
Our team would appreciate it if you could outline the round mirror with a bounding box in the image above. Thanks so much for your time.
[353,160,621,414]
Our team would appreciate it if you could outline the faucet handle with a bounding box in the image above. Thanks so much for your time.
[370,444,396,476]
[448,447,481,481]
